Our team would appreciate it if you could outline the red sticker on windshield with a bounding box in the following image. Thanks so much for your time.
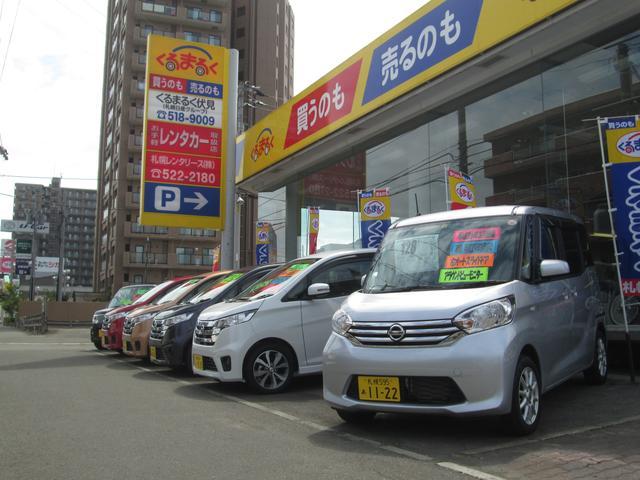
[453,227,501,242]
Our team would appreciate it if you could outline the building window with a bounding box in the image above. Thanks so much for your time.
[236,6,245,17]
[210,10,222,23]
[184,31,197,42]
[208,35,221,46]
[236,28,245,39]
[239,49,245,59]
[133,274,143,283]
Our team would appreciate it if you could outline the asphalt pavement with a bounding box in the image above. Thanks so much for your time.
[1,326,639,480]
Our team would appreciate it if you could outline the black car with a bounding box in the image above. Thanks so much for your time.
[148,264,279,371]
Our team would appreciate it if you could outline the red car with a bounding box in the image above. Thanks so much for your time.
[101,276,197,351]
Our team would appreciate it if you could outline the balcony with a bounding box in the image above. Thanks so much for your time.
[134,26,176,46]
[175,254,214,266]
[128,134,143,152]
[127,252,168,266]
[130,79,145,99]
[131,53,146,72]
[125,221,169,236]
[125,192,140,209]
[138,1,177,18]
[126,163,142,180]
[129,105,144,125]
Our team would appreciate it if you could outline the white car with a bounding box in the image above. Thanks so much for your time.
[191,249,375,393]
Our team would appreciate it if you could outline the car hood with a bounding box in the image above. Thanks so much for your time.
[94,307,112,316]
[344,282,517,321]
[198,298,264,321]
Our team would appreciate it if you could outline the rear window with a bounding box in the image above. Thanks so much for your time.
[108,285,154,308]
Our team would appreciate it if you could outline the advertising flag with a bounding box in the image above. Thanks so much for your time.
[140,35,230,229]
[211,245,221,272]
[359,188,391,249]
[256,222,271,265]
[308,208,320,255]
[447,167,476,210]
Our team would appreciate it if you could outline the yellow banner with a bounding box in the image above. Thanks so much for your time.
[447,168,476,209]
[140,35,229,229]
[238,0,577,184]
[606,125,640,164]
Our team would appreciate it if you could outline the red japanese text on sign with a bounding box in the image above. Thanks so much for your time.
[149,74,188,94]
[453,227,501,243]
[284,60,362,148]
[146,120,222,157]
[145,151,220,188]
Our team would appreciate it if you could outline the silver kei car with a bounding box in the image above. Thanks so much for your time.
[323,206,608,435]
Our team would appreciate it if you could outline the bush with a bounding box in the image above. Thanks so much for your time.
[1,283,21,325]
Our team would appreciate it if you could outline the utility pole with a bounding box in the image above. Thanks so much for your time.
[56,209,65,301]
[144,236,150,283]
[29,210,38,301]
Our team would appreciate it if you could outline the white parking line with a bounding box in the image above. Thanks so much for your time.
[437,462,506,480]
[463,414,640,455]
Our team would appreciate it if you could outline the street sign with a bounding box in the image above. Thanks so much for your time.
[1,220,50,234]
[35,256,59,277]
[0,256,13,274]
[139,35,230,229]
[16,239,32,255]
[15,258,31,276]
[1,239,15,256]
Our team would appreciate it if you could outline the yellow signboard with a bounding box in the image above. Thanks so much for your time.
[140,35,229,229]
[238,0,577,184]
[447,167,476,210]
[605,120,640,164]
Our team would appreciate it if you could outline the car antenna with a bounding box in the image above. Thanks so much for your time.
[415,193,421,216]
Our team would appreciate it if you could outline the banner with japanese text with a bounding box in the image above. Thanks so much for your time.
[359,188,391,249]
[237,0,577,184]
[256,222,271,265]
[141,35,229,229]
[308,208,319,255]
[447,167,476,210]
[602,115,640,296]
[212,245,221,272]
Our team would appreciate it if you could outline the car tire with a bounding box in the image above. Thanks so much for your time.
[583,329,608,385]
[93,340,104,351]
[184,344,194,375]
[243,342,294,394]
[504,355,541,436]
[335,409,376,425]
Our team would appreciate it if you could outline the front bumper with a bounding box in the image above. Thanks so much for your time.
[191,324,250,382]
[149,321,196,367]
[122,320,152,358]
[322,327,518,416]
[104,319,124,350]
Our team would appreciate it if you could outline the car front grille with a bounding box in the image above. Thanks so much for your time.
[347,319,460,346]
[194,320,215,346]
[150,318,164,341]
[203,356,217,372]
[347,376,466,406]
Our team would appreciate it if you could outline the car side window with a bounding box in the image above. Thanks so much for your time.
[306,258,372,299]
[540,221,559,261]
[559,222,583,275]
[521,216,534,281]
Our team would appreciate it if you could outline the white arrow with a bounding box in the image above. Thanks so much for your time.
[184,192,208,211]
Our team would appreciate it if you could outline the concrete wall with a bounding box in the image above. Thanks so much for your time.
[46,302,107,325]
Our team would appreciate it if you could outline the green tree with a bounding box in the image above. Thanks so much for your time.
[0,282,21,325]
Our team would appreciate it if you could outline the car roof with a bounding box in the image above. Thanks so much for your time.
[393,205,582,229]
[296,248,376,262]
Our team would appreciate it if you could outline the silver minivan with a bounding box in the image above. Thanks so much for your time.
[323,206,607,435]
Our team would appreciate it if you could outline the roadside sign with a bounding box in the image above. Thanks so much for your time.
[140,35,230,229]
[0,257,13,274]
[35,257,59,277]
[16,239,32,255]
[1,239,15,256]
[1,220,50,234]
[15,258,31,276]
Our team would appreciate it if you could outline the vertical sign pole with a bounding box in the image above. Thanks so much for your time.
[596,117,635,383]
[221,49,239,270]
[444,164,450,210]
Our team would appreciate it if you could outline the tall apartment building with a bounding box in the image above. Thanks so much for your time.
[13,179,96,288]
[95,0,294,294]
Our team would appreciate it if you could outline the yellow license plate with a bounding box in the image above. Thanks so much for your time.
[357,376,401,402]
[193,354,204,371]
[149,346,157,360]
[98,330,104,338]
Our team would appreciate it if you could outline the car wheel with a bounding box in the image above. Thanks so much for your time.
[243,343,294,394]
[93,340,104,351]
[335,409,376,425]
[184,344,194,375]
[505,355,541,436]
[584,330,608,385]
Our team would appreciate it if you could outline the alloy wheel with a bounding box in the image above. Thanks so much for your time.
[253,349,290,390]
[597,337,607,377]
[518,366,539,426]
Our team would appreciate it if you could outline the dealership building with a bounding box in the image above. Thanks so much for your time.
[236,0,640,336]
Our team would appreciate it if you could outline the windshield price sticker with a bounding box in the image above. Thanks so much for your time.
[450,240,499,254]
[453,227,501,242]
[439,267,488,283]
[444,253,494,269]
[219,273,243,285]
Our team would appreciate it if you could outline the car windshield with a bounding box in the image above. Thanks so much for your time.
[156,277,202,304]
[188,271,244,304]
[133,281,173,304]
[235,259,317,300]
[363,215,521,293]
[108,285,154,308]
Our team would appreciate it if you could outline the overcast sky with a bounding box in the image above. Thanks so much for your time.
[0,0,427,240]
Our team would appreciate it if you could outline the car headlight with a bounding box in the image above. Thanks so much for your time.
[163,312,192,328]
[453,297,514,334]
[211,310,257,336]
[92,315,100,324]
[331,309,353,336]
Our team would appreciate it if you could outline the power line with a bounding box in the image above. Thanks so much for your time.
[0,0,20,85]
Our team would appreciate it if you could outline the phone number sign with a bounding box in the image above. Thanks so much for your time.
[140,35,229,229]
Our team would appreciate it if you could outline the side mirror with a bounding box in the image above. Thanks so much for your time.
[361,274,367,287]
[540,259,570,278]
[307,283,330,297]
